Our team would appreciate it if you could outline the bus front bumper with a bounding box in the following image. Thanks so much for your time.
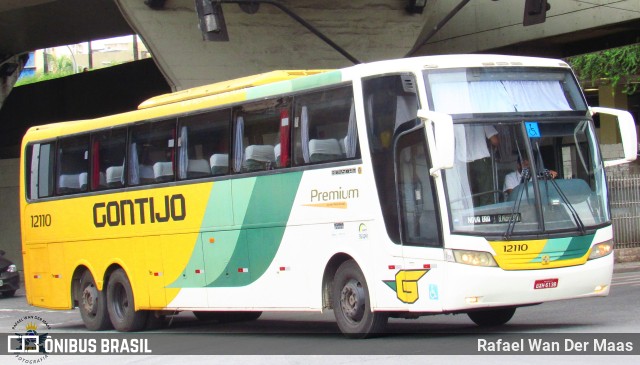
[437,253,613,312]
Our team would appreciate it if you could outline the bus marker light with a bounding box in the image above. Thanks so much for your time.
[153,272,163,277]
[209,237,215,243]
[195,269,203,274]
[594,285,608,293]
[423,264,431,269]
[279,266,290,271]
[52,274,61,278]
[238,268,249,273]
[33,274,40,279]
[465,296,481,304]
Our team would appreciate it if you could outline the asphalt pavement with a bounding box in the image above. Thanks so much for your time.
[614,261,640,273]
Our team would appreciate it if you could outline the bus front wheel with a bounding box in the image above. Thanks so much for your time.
[78,271,112,331]
[106,269,148,331]
[467,307,516,327]
[332,260,388,338]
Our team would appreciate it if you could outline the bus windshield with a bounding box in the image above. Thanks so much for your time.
[423,67,608,237]
[424,67,587,114]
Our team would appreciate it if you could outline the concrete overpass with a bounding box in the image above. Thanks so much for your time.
[2,0,640,92]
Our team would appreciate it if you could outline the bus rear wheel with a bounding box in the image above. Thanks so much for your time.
[78,271,112,331]
[193,311,262,323]
[106,269,148,331]
[332,260,388,338]
[467,307,516,327]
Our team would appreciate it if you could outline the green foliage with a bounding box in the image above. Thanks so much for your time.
[15,70,74,86]
[53,54,74,73]
[15,53,76,87]
[566,44,640,95]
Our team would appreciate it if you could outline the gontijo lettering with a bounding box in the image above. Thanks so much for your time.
[93,194,186,227]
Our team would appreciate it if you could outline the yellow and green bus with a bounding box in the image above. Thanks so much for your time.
[20,55,637,338]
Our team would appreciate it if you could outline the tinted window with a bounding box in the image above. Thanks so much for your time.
[26,142,55,199]
[129,120,176,185]
[293,86,358,165]
[56,135,90,195]
[92,128,127,190]
[178,109,231,179]
[233,99,290,173]
[396,128,441,246]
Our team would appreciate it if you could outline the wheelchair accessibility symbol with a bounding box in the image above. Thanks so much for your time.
[429,284,439,300]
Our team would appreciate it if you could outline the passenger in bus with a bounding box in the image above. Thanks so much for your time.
[464,125,499,206]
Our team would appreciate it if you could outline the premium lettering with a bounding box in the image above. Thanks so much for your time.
[93,194,186,227]
[310,187,359,202]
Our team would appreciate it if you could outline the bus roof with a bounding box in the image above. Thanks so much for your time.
[138,70,331,110]
[21,55,575,143]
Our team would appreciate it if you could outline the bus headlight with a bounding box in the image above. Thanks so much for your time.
[449,250,498,267]
[588,240,614,260]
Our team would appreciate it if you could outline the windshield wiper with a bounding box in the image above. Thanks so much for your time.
[540,169,586,235]
[532,140,586,235]
[504,168,531,240]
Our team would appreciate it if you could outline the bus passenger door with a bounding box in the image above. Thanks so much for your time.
[395,126,445,311]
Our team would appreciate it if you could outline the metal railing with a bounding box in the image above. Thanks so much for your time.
[608,173,640,249]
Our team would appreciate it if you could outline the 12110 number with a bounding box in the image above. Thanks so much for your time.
[504,243,528,252]
[30,214,52,228]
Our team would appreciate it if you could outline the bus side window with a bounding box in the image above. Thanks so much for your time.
[233,99,289,173]
[56,135,90,195]
[26,142,56,199]
[129,120,176,185]
[293,85,358,166]
[177,109,231,179]
[91,128,127,190]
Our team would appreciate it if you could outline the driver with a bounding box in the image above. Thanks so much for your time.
[504,157,557,195]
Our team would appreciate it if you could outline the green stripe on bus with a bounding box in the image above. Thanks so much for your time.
[290,70,343,91]
[530,234,594,263]
[169,172,303,289]
[246,70,343,100]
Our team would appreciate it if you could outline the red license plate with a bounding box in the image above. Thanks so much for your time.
[534,278,558,289]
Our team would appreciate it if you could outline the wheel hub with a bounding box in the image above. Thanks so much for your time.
[82,285,98,315]
[340,279,365,322]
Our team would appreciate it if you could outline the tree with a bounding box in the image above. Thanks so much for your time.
[566,44,640,95]
[53,54,74,73]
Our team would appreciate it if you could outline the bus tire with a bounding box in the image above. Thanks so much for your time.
[78,271,112,331]
[106,269,148,331]
[193,311,262,323]
[332,260,388,338]
[467,307,516,327]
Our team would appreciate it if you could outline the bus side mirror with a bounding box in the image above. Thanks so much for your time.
[590,107,638,167]
[417,109,454,176]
